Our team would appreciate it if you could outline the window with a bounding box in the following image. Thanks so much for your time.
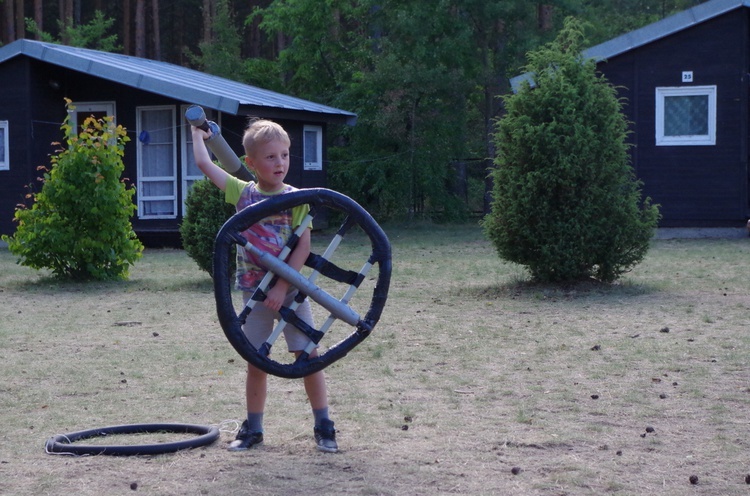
[0,120,8,170]
[655,86,716,146]
[303,125,323,170]
[137,106,177,218]
[180,105,220,216]
[70,102,115,132]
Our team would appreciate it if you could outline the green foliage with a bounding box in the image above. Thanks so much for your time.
[179,178,235,276]
[186,0,245,80]
[251,1,558,221]
[254,0,479,220]
[482,18,660,283]
[574,0,706,45]
[2,100,143,280]
[25,11,121,51]
[249,1,694,222]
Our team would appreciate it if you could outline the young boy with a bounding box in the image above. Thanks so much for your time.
[191,120,337,453]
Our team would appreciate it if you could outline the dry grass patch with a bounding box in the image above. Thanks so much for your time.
[1,224,750,495]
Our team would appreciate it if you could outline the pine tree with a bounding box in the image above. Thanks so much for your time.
[482,17,660,283]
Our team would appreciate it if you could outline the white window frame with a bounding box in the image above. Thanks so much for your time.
[70,101,116,132]
[655,85,716,146]
[0,120,8,170]
[303,125,323,171]
[136,105,177,219]
[180,105,221,216]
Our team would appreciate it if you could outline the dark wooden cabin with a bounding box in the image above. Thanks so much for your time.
[0,39,357,245]
[512,0,750,227]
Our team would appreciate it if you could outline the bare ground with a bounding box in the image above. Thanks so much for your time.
[1,227,750,495]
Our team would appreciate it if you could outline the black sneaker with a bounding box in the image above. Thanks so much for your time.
[228,420,263,451]
[314,419,338,453]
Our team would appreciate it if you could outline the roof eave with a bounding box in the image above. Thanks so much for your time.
[237,105,357,126]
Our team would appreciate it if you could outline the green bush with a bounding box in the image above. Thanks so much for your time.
[482,18,660,283]
[2,100,143,280]
[180,177,235,276]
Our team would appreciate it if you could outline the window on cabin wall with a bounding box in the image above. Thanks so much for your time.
[303,125,323,171]
[0,120,8,170]
[137,106,177,218]
[655,86,716,146]
[70,102,116,132]
[180,105,220,216]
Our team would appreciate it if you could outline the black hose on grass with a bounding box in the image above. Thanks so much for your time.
[45,423,219,456]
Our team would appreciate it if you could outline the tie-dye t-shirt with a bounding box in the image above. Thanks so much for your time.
[225,176,310,292]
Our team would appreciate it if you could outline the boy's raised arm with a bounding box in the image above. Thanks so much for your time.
[191,126,230,192]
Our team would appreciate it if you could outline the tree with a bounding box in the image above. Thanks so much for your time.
[33,0,43,40]
[188,0,244,79]
[123,0,131,53]
[151,0,161,60]
[180,178,235,276]
[482,18,660,283]
[2,100,143,281]
[59,0,73,43]
[26,10,120,51]
[135,0,145,57]
[252,0,559,220]
[573,0,705,45]
[14,0,23,40]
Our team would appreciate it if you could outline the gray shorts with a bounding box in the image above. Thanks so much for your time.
[242,291,316,352]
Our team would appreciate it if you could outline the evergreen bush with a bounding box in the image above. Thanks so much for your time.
[180,177,235,276]
[2,100,143,280]
[482,18,660,283]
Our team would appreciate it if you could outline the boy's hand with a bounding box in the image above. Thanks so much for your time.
[264,282,288,312]
[191,125,212,141]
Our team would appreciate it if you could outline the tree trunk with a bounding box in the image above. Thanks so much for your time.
[33,0,43,39]
[537,4,553,31]
[151,0,161,60]
[3,0,14,43]
[135,0,146,57]
[64,0,73,25]
[57,0,63,40]
[59,0,73,43]
[73,0,81,25]
[14,0,23,40]
[247,13,261,57]
[173,0,185,64]
[123,0,131,54]
[202,0,212,43]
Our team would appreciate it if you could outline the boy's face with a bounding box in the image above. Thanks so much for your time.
[245,139,290,193]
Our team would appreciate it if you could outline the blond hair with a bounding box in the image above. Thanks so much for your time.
[242,119,290,158]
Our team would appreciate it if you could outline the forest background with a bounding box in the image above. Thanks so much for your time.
[0,0,705,220]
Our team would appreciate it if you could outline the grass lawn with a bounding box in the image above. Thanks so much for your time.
[1,223,749,495]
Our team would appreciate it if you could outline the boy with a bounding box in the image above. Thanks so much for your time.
[191,120,337,453]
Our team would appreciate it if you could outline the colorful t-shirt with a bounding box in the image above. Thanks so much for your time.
[225,176,310,292]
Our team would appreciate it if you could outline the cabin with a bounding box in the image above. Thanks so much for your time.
[0,39,357,245]
[512,0,750,228]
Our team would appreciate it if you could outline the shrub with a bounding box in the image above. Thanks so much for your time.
[482,18,660,283]
[2,100,143,280]
[180,177,235,276]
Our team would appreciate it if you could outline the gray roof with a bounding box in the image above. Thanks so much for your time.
[0,39,357,125]
[510,0,750,92]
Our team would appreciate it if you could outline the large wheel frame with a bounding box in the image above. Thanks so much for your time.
[213,188,391,379]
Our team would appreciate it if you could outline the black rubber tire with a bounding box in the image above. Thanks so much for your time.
[213,188,392,379]
[45,423,220,456]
